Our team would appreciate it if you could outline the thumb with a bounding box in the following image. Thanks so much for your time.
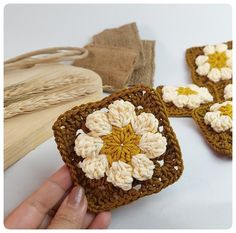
[48,186,87,229]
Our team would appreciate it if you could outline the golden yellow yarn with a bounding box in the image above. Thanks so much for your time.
[101,124,141,165]
[177,87,198,96]
[208,52,227,69]
[219,104,232,119]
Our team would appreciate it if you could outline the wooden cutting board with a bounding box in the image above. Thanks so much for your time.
[4,64,103,170]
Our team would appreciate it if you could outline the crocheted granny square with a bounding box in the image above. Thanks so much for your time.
[186,41,232,102]
[156,84,216,117]
[192,101,232,157]
[53,85,184,212]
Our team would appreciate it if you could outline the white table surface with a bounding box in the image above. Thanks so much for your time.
[4,4,232,229]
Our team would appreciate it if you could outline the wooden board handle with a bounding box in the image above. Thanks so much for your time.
[4,47,88,70]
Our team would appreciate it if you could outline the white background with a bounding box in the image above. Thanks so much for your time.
[4,4,232,229]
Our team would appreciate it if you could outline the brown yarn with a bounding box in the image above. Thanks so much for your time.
[93,22,144,69]
[156,84,218,117]
[186,41,232,102]
[73,45,138,90]
[52,85,184,213]
[192,103,232,157]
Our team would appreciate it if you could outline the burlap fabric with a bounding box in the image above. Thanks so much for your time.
[73,23,156,91]
[128,40,155,87]
[93,22,145,69]
[73,45,138,90]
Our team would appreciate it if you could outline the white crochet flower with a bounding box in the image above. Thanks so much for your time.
[162,84,213,109]
[224,84,232,100]
[74,100,167,191]
[195,43,232,83]
[204,101,232,133]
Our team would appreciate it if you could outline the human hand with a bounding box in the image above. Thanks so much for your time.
[4,165,111,229]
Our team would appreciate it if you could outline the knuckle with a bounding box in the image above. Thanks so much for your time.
[28,199,49,215]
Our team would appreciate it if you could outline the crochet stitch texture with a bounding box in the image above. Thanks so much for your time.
[53,85,184,212]
[186,41,232,102]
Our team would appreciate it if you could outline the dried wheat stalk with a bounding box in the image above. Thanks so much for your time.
[4,85,98,119]
[4,47,96,119]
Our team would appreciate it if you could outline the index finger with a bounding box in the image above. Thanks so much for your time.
[5,165,72,229]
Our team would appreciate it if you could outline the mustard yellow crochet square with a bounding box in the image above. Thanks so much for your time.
[53,85,184,213]
[186,41,232,102]
[192,102,232,157]
[156,84,217,117]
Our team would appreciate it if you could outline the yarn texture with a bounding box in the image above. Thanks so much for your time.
[156,84,215,117]
[192,102,232,157]
[186,41,232,102]
[53,85,184,212]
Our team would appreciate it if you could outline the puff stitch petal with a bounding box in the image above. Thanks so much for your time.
[195,55,208,66]
[86,110,112,136]
[215,43,228,53]
[106,161,133,191]
[108,99,136,128]
[162,86,178,103]
[139,132,167,159]
[196,63,211,76]
[74,134,103,158]
[224,84,232,100]
[207,68,221,82]
[79,154,108,179]
[221,67,232,80]
[131,154,155,181]
[132,112,159,135]
[226,49,232,59]
[173,95,189,108]
[203,45,215,55]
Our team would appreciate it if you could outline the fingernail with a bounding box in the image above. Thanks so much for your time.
[67,186,84,207]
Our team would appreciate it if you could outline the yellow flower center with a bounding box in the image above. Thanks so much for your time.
[208,52,227,69]
[177,87,198,96]
[101,124,141,166]
[219,104,232,119]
